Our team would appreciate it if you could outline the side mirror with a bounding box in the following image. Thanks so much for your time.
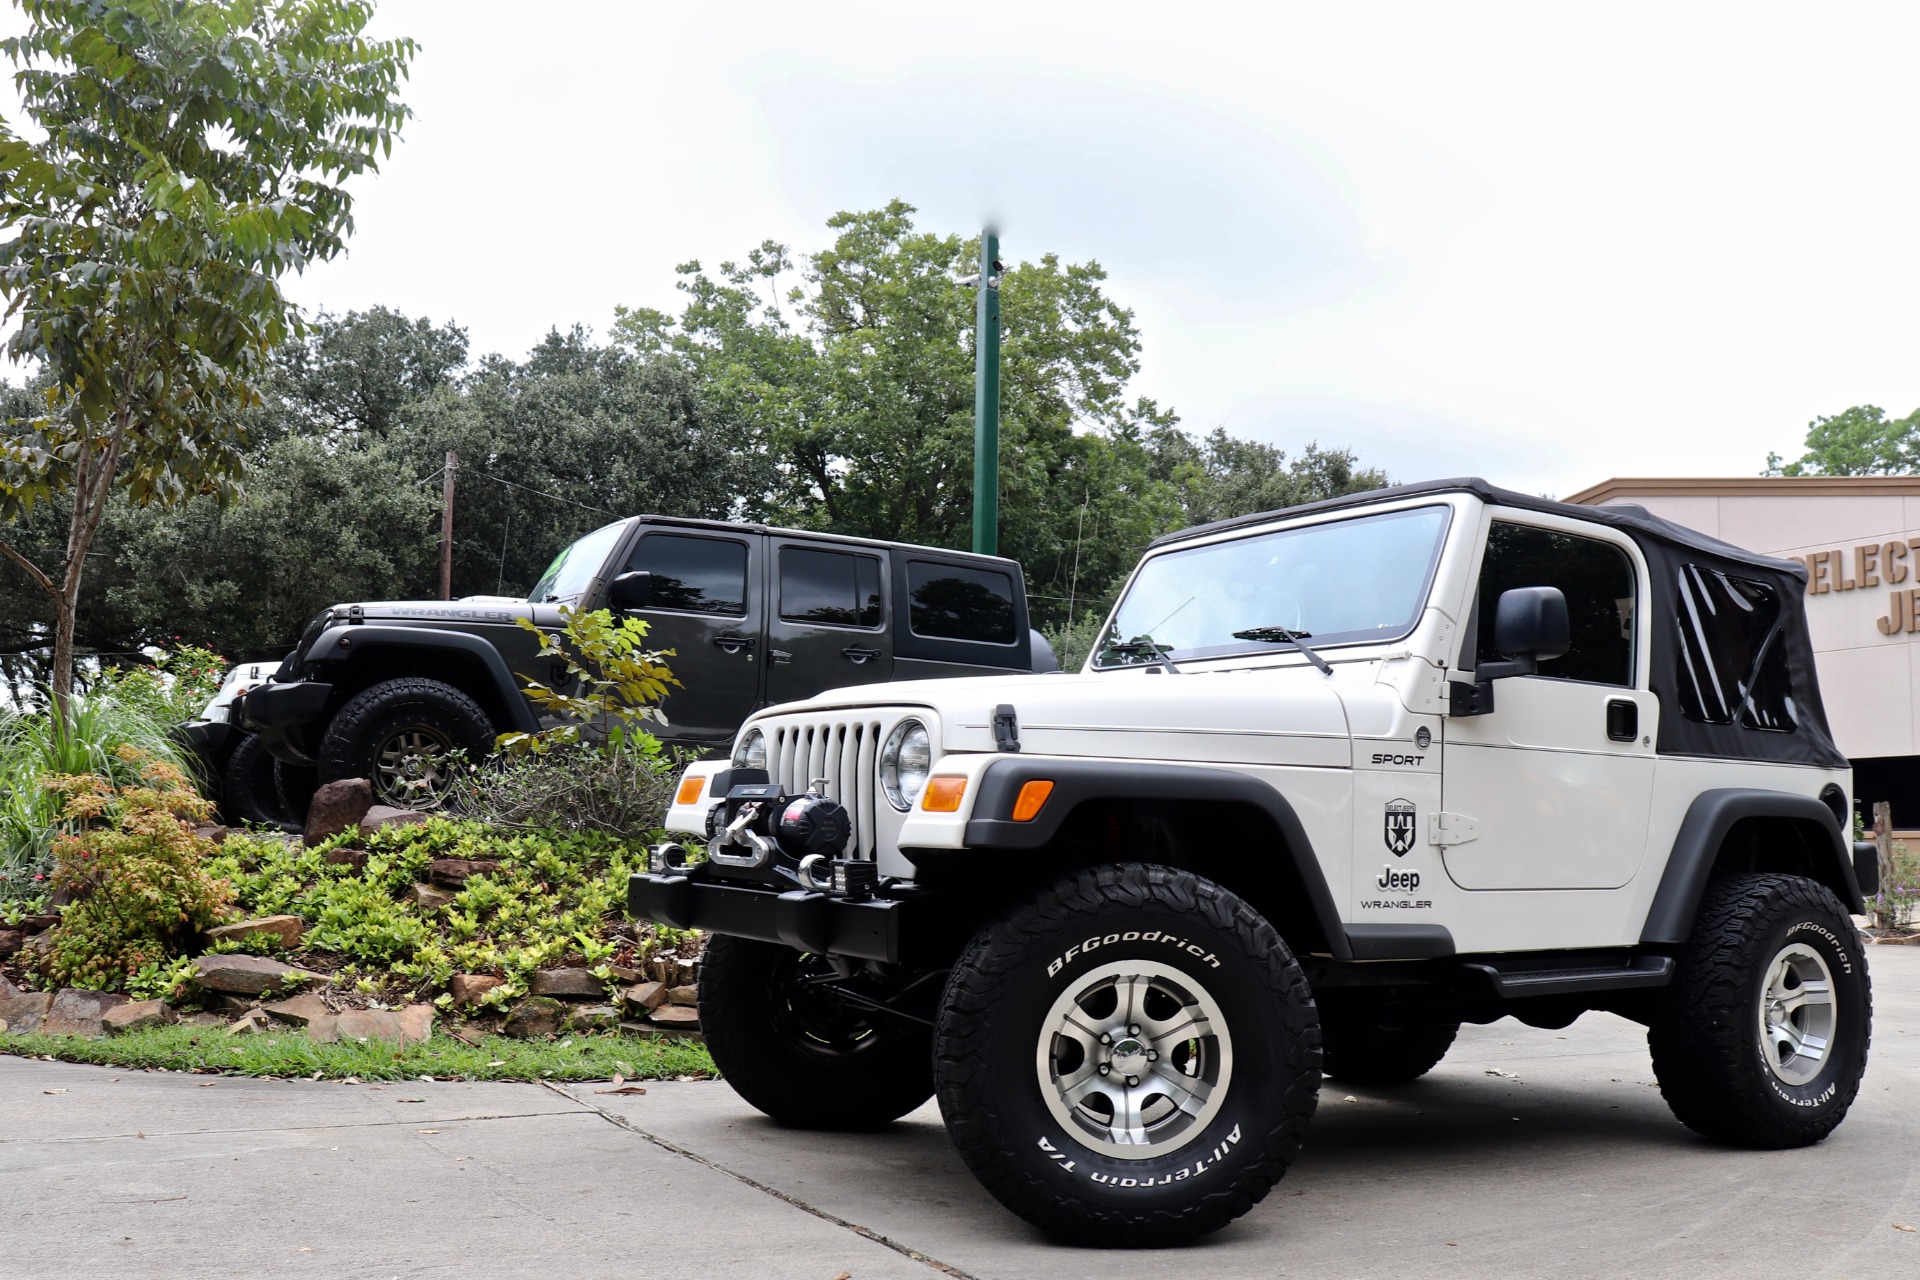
[1448,585,1570,716]
[609,570,653,613]
[1484,586,1570,679]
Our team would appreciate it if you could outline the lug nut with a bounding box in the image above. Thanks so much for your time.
[1099,1064,1111,1075]
[1128,1025,1140,1036]
[1126,1075,1139,1087]
[1147,1050,1158,1061]
[1099,1033,1112,1045]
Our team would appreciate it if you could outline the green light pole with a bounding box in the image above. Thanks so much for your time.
[972,228,1001,556]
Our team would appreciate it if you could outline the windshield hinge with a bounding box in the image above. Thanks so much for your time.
[1429,812,1479,847]
[992,704,1021,753]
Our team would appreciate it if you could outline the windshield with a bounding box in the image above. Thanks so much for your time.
[1096,505,1452,668]
[527,520,629,603]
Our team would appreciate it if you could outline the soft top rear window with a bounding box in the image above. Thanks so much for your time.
[1674,564,1798,732]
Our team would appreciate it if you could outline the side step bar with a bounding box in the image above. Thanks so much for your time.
[1463,954,1675,1000]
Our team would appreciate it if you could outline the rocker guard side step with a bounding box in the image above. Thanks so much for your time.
[1463,954,1675,1000]
[628,872,904,962]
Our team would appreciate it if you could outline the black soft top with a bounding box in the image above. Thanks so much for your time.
[1152,477,1843,771]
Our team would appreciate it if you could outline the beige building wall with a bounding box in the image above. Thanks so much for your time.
[1566,478,1920,760]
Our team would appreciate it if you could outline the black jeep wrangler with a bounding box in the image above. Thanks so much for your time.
[233,515,1056,817]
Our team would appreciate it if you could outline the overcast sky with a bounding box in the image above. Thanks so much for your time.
[8,1,1920,497]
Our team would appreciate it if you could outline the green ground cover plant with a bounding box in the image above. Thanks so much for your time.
[0,1023,712,1082]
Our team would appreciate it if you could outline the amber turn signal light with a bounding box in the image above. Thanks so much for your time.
[1012,779,1055,822]
[921,776,968,812]
[675,776,707,806]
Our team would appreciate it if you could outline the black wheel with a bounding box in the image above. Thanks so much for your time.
[316,678,494,809]
[698,934,935,1129]
[1319,1004,1459,1085]
[934,863,1320,1247]
[273,758,318,829]
[221,732,291,828]
[1648,873,1872,1148]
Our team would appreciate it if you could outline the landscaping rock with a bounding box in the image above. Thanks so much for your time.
[668,985,699,1007]
[621,981,669,1014]
[181,1011,226,1029]
[332,1005,432,1045]
[190,953,318,995]
[42,988,128,1037]
[0,987,53,1034]
[193,824,231,844]
[502,996,566,1039]
[1877,931,1920,945]
[103,999,174,1035]
[23,931,55,970]
[427,857,501,889]
[224,1008,272,1035]
[649,1004,700,1028]
[20,913,58,935]
[0,929,20,959]
[359,805,428,838]
[305,1014,341,1043]
[409,883,455,910]
[607,965,645,983]
[304,777,374,845]
[322,847,369,872]
[206,914,305,949]
[263,993,331,1026]
[566,1004,622,1032]
[0,973,15,998]
[449,974,504,1006]
[529,968,602,999]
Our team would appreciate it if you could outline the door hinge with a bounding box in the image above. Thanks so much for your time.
[1429,811,1479,847]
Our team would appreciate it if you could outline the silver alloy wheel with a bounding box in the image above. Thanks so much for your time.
[1757,941,1837,1087]
[373,725,455,808]
[1035,959,1233,1159]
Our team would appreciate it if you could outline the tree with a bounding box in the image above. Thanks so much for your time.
[1765,405,1918,476]
[0,0,414,721]
[273,305,469,438]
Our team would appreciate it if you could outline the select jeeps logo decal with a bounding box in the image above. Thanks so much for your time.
[1038,1125,1241,1183]
[1384,798,1417,856]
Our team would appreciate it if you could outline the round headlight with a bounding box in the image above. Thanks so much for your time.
[732,727,767,771]
[880,718,932,811]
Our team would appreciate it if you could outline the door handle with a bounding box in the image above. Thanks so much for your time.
[714,633,756,655]
[1606,698,1639,742]
[842,645,882,665]
[770,650,792,666]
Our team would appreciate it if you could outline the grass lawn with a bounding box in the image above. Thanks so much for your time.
[0,1024,715,1082]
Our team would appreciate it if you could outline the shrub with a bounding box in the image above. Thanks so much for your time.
[36,750,234,991]
[450,740,679,837]
[1869,839,1920,931]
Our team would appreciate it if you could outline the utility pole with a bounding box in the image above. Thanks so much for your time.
[439,449,457,600]
[972,228,1002,557]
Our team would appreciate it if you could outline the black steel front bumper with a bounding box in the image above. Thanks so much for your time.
[628,871,906,962]
[236,679,333,729]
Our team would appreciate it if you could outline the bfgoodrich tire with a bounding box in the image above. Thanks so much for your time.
[699,934,935,1129]
[316,678,494,809]
[1320,1005,1458,1086]
[933,863,1320,1247]
[1648,873,1872,1149]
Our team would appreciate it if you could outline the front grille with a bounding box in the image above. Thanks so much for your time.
[766,715,887,860]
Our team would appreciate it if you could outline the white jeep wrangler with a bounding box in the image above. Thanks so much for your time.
[630,478,1880,1247]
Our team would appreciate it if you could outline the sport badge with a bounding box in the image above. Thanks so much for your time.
[1384,798,1417,856]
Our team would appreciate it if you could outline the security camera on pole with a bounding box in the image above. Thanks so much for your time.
[972,229,1002,557]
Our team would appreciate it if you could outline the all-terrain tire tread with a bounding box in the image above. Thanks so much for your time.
[1647,872,1872,1149]
[934,863,1320,1247]
[316,677,493,789]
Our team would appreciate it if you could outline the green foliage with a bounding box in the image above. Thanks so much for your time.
[210,816,660,1000]
[0,1023,715,1082]
[1765,405,1920,477]
[0,682,203,885]
[89,646,229,730]
[272,306,470,439]
[498,606,678,754]
[1868,839,1920,931]
[451,741,680,839]
[0,0,415,708]
[126,954,199,1004]
[36,751,234,991]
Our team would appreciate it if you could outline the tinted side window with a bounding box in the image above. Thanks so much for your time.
[1675,565,1798,731]
[628,534,747,616]
[780,548,882,628]
[1475,523,1634,686]
[907,561,1016,644]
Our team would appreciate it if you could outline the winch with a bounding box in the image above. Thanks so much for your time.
[651,775,873,898]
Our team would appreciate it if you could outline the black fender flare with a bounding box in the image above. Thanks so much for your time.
[311,625,541,735]
[951,757,1357,961]
[1640,787,1863,945]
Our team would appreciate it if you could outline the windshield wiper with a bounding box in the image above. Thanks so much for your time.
[1230,625,1333,676]
[1100,636,1181,674]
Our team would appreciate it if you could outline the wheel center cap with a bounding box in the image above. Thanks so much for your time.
[1109,1037,1148,1074]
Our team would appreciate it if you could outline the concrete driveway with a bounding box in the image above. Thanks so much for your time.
[4,946,1917,1280]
